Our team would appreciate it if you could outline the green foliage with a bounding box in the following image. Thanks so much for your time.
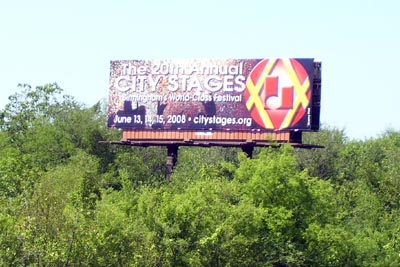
[172,146,240,185]
[1,83,400,266]
[296,126,347,180]
[0,84,118,195]
[112,146,167,188]
[304,223,356,266]
[233,146,337,266]
[0,144,25,197]
[0,197,22,267]
[13,151,100,266]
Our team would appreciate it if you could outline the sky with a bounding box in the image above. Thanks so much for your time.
[1,0,399,140]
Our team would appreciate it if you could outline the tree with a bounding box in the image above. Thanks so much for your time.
[296,126,348,181]
[233,146,345,266]
[14,151,100,266]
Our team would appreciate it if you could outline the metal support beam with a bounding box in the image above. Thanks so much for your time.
[166,145,179,182]
[241,145,254,158]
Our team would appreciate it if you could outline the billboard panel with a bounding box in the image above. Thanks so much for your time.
[108,58,319,131]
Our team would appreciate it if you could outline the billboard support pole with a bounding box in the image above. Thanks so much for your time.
[166,145,179,182]
[241,145,254,158]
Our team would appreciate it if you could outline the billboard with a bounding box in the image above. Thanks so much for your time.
[108,58,320,132]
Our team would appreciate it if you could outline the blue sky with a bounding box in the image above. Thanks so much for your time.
[1,0,399,139]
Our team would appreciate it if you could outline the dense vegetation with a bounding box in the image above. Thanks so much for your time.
[0,83,399,266]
